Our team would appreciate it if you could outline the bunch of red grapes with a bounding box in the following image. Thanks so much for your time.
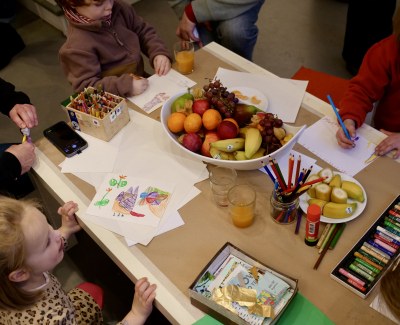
[202,80,239,118]
[257,113,284,154]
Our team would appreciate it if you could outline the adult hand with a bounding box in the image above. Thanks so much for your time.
[153,55,171,76]
[375,130,400,159]
[122,277,156,325]
[9,104,38,129]
[5,142,35,174]
[176,11,199,42]
[335,119,356,149]
[58,201,81,238]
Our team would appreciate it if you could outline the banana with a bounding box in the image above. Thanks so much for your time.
[315,183,332,201]
[239,127,250,139]
[323,202,357,219]
[330,187,348,204]
[319,167,334,183]
[251,147,266,159]
[209,147,236,160]
[305,174,320,198]
[210,138,244,152]
[341,181,365,202]
[244,127,262,159]
[234,151,247,160]
[308,198,328,210]
[329,174,342,188]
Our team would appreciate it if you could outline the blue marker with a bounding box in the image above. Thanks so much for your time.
[327,94,353,144]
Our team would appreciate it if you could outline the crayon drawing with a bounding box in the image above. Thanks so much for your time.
[87,173,173,227]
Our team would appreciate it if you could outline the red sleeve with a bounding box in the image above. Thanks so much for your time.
[184,4,197,23]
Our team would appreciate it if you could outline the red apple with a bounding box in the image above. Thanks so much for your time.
[201,131,220,157]
[182,133,203,152]
[192,99,210,116]
[217,120,239,139]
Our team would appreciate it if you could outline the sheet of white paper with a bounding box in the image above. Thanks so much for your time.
[86,173,174,227]
[60,128,124,173]
[127,69,196,113]
[215,68,306,123]
[370,292,400,324]
[259,150,317,186]
[298,115,376,176]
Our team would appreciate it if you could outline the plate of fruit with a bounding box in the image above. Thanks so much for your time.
[160,80,306,170]
[299,167,367,223]
[227,86,268,111]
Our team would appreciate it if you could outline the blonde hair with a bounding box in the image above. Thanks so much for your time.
[381,266,400,321]
[0,196,44,310]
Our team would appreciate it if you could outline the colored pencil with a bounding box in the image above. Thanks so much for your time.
[316,224,332,249]
[288,154,294,187]
[269,159,285,190]
[327,94,352,142]
[281,176,326,194]
[294,210,302,234]
[262,161,276,183]
[273,159,287,190]
[313,224,340,270]
[319,224,337,254]
[295,155,301,186]
[329,223,346,249]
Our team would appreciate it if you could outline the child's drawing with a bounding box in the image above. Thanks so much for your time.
[86,173,173,227]
[143,92,169,112]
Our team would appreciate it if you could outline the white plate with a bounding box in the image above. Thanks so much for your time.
[299,171,367,223]
[227,86,268,111]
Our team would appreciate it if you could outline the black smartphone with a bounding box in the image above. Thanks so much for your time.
[43,121,88,157]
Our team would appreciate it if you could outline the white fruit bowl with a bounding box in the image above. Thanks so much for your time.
[160,91,306,170]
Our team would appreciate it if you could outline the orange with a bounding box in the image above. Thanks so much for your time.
[184,113,202,133]
[223,118,239,132]
[167,112,186,133]
[202,109,222,130]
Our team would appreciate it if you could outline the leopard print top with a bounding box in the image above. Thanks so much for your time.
[0,272,103,324]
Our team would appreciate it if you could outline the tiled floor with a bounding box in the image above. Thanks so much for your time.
[1,0,355,323]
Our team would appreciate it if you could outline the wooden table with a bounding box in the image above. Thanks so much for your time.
[33,43,399,325]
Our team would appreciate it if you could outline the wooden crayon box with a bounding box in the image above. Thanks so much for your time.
[189,242,298,324]
[61,87,130,142]
[330,194,400,298]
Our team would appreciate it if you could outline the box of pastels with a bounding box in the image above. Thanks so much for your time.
[331,194,400,298]
[189,242,298,324]
[61,86,130,141]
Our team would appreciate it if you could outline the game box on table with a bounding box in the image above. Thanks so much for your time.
[189,242,298,325]
[61,87,130,142]
[331,194,400,298]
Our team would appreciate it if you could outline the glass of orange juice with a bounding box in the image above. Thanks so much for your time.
[174,40,194,74]
[228,184,256,228]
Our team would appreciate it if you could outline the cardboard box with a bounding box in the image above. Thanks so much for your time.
[189,242,298,324]
[61,87,130,142]
[331,194,400,298]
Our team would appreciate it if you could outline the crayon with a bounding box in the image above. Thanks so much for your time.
[366,240,395,257]
[363,242,391,260]
[353,261,379,277]
[338,267,366,286]
[354,257,381,274]
[337,273,367,292]
[383,220,400,235]
[373,238,397,254]
[354,252,384,270]
[349,263,375,282]
[389,209,400,218]
[377,226,400,242]
[360,245,389,264]
[356,250,387,267]
[385,216,400,228]
[374,232,400,248]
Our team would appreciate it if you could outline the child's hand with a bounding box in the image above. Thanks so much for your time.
[375,130,400,159]
[122,277,156,325]
[336,119,356,149]
[58,201,81,239]
[132,77,149,96]
[153,55,171,76]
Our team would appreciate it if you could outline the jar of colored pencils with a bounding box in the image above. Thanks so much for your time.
[270,192,299,225]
